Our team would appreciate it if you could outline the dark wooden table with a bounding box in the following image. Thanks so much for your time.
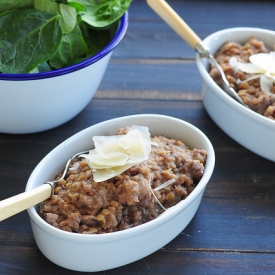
[1,1,275,274]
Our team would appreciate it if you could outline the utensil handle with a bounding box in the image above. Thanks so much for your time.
[0,184,52,221]
[147,0,202,48]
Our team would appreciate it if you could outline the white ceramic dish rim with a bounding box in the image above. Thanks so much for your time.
[196,27,275,129]
[0,12,128,81]
[26,114,215,243]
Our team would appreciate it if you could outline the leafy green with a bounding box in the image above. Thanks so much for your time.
[30,62,52,73]
[0,0,33,13]
[59,3,77,34]
[0,0,131,74]
[80,0,131,28]
[49,23,88,69]
[82,22,119,57]
[34,1,77,34]
[33,0,59,13]
[0,9,62,73]
[68,0,97,11]
[68,1,87,13]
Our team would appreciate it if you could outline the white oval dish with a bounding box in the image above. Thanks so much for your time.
[0,13,128,134]
[196,27,275,162]
[26,114,215,272]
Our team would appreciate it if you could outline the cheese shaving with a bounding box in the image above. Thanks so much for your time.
[80,125,151,182]
[229,52,275,94]
[153,178,176,191]
[150,188,166,211]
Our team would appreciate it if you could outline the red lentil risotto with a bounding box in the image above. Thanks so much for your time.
[39,127,207,234]
[209,37,275,119]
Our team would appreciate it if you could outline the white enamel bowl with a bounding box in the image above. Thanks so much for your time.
[26,114,215,272]
[196,27,275,162]
[0,13,128,134]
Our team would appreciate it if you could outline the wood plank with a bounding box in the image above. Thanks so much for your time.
[1,99,275,268]
[1,196,275,251]
[1,244,275,275]
[114,0,275,59]
[97,61,203,98]
[167,198,275,252]
[1,1,275,274]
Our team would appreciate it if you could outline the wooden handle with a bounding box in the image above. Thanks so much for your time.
[147,0,201,49]
[0,184,52,221]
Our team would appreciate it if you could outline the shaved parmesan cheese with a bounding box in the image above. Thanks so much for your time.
[250,53,275,75]
[80,125,151,182]
[237,62,265,74]
[153,178,176,191]
[92,163,135,183]
[93,136,124,155]
[150,188,166,211]
[229,56,238,74]
[86,151,129,169]
[229,52,275,94]
[118,128,150,163]
[260,75,274,95]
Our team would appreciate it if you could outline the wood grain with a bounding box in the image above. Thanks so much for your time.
[1,0,275,274]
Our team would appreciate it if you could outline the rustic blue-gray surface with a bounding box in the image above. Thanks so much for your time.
[1,1,275,274]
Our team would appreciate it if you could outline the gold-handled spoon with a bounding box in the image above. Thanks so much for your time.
[147,0,247,107]
[0,151,88,221]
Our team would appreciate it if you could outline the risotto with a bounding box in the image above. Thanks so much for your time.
[209,37,275,119]
[39,126,207,234]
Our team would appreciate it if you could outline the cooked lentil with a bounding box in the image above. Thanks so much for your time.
[39,127,207,234]
[209,37,275,119]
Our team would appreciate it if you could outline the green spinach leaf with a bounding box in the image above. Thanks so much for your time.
[68,0,97,11]
[0,0,131,74]
[34,0,59,13]
[0,9,62,73]
[34,1,77,34]
[67,1,87,13]
[30,61,52,73]
[80,21,117,57]
[59,3,77,34]
[76,0,131,28]
[0,0,33,13]
[49,23,88,69]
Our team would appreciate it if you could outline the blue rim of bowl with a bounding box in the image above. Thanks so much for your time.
[0,12,128,81]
